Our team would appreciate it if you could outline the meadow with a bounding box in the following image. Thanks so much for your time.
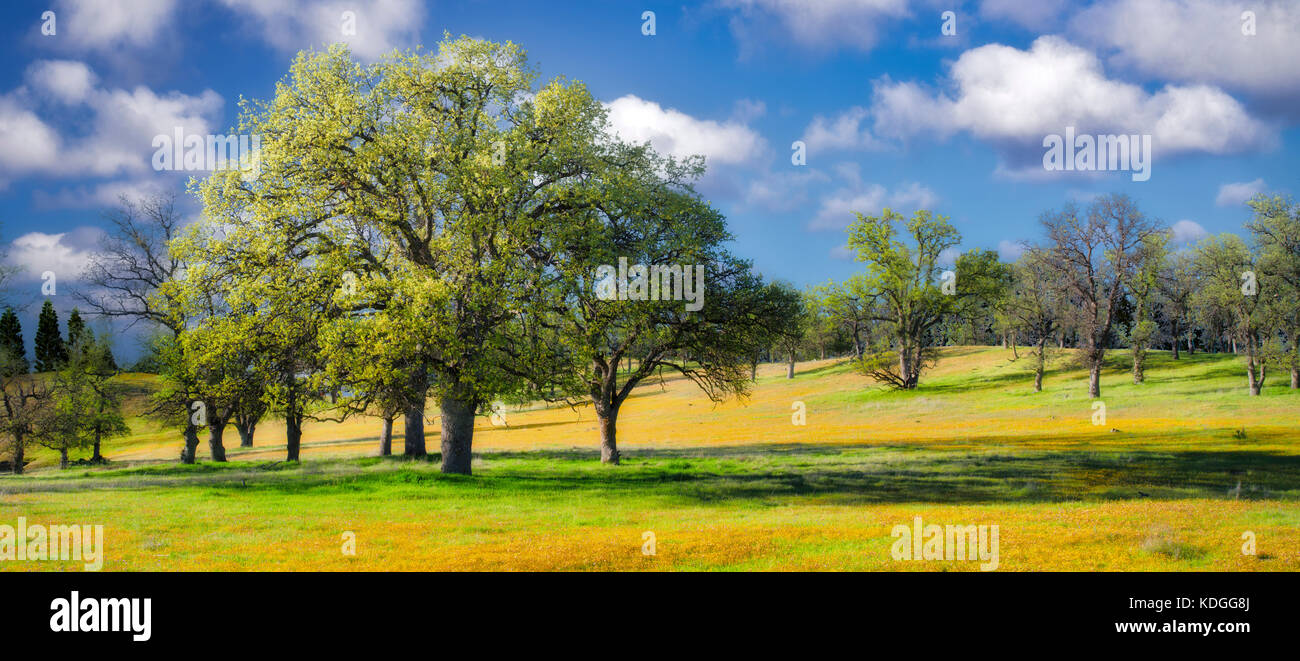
[2,346,1298,571]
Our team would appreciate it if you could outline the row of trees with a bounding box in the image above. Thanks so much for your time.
[51,37,799,474]
[0,305,127,473]
[784,193,1300,398]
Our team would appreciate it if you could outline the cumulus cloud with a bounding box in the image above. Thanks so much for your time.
[1215,178,1266,207]
[25,60,98,104]
[863,36,1273,172]
[717,0,910,53]
[1170,219,1208,244]
[6,227,105,282]
[52,0,179,51]
[0,61,223,185]
[801,107,887,153]
[1071,0,1300,101]
[809,181,938,230]
[218,0,424,61]
[605,94,765,166]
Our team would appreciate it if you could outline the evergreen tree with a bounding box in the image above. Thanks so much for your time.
[66,308,86,350]
[33,300,68,372]
[0,307,27,375]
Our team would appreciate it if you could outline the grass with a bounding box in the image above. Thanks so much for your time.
[1,346,1298,571]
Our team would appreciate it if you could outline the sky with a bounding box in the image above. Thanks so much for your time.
[1,0,1297,359]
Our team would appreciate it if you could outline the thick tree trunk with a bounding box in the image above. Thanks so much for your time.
[180,422,200,464]
[236,422,254,447]
[286,414,302,461]
[404,368,429,457]
[1172,339,1179,360]
[92,430,103,462]
[1187,336,1194,356]
[207,421,228,462]
[439,389,476,475]
[59,447,68,469]
[786,354,795,379]
[1291,366,1299,390]
[1132,349,1145,385]
[379,415,394,456]
[1088,361,1102,398]
[598,405,620,465]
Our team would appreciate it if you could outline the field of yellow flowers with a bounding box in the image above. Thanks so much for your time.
[2,347,1297,571]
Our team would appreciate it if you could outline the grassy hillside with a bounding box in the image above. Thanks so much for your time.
[2,346,1298,571]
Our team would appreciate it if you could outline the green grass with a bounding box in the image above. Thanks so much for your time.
[2,347,1299,571]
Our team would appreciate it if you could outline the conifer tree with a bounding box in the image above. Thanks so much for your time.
[33,300,68,372]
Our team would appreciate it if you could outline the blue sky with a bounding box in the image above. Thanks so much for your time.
[1,0,1298,357]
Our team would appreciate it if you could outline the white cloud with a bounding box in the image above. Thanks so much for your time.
[0,98,65,185]
[718,0,910,53]
[809,181,938,230]
[1170,219,1208,244]
[801,107,887,153]
[6,228,104,281]
[866,36,1273,167]
[1071,0,1300,99]
[0,62,223,184]
[605,95,765,166]
[218,0,424,61]
[53,0,179,51]
[26,60,98,104]
[997,239,1024,261]
[1215,178,1266,207]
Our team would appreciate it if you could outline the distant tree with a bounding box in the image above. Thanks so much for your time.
[1040,194,1162,397]
[33,300,68,372]
[824,276,874,360]
[1194,234,1271,395]
[1158,250,1198,359]
[0,350,50,474]
[1246,195,1300,388]
[1128,232,1170,384]
[75,193,201,462]
[44,333,129,466]
[0,307,27,373]
[846,208,998,389]
[1007,247,1064,392]
[66,308,86,350]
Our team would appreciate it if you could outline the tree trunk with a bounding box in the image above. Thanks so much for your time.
[439,389,476,475]
[404,368,429,457]
[1291,366,1299,390]
[207,420,228,462]
[236,422,254,447]
[1132,348,1145,385]
[1088,361,1102,398]
[379,415,393,456]
[1034,339,1046,392]
[180,422,200,464]
[1187,336,1194,356]
[59,447,68,469]
[92,399,104,461]
[786,354,795,379]
[286,414,302,461]
[10,436,22,474]
[598,405,620,465]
